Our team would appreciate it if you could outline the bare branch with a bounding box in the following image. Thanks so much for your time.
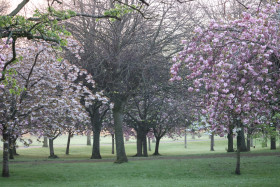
[9,0,30,16]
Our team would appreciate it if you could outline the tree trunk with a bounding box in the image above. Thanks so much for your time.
[153,137,161,156]
[112,134,115,154]
[43,136,48,147]
[192,133,195,139]
[227,129,234,152]
[235,129,241,175]
[2,129,10,177]
[210,133,214,151]
[237,126,247,152]
[87,131,91,146]
[12,137,18,156]
[143,135,148,157]
[135,133,143,157]
[250,136,253,147]
[49,138,58,159]
[271,123,276,150]
[247,133,251,152]
[8,137,14,160]
[112,98,128,163]
[148,137,151,151]
[184,130,187,149]
[65,132,71,155]
[91,108,102,159]
[262,133,268,147]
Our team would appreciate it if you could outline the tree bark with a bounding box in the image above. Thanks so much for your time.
[210,133,214,151]
[184,129,187,149]
[136,133,143,157]
[153,137,161,156]
[8,137,14,160]
[148,137,151,151]
[262,133,268,147]
[112,134,115,154]
[247,133,251,152]
[271,123,276,150]
[65,131,72,155]
[91,108,102,159]
[49,138,58,159]
[43,136,48,147]
[235,129,241,175]
[227,129,234,152]
[2,129,10,177]
[87,131,91,146]
[237,126,247,152]
[143,135,148,157]
[112,98,128,163]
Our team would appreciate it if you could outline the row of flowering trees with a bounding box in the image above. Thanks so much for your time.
[171,2,280,174]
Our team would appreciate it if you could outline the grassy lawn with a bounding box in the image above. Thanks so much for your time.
[0,156,279,187]
[0,134,279,186]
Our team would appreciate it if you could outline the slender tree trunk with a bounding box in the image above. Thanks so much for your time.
[8,137,14,160]
[210,134,214,151]
[153,137,161,156]
[12,138,18,156]
[227,129,234,152]
[262,133,268,147]
[112,98,128,163]
[271,123,276,150]
[87,131,91,146]
[148,137,151,151]
[235,129,241,175]
[2,129,10,177]
[43,136,48,147]
[143,135,148,157]
[91,108,102,159]
[66,132,72,155]
[247,133,251,152]
[192,133,195,139]
[237,126,247,152]
[184,129,187,149]
[112,134,115,154]
[250,136,253,147]
[49,138,58,159]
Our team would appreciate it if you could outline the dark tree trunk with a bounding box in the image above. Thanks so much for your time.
[8,137,14,160]
[43,136,48,147]
[2,129,10,177]
[66,131,72,155]
[271,123,276,150]
[148,137,151,151]
[112,98,128,163]
[153,137,161,156]
[235,129,242,175]
[12,137,18,156]
[143,135,148,157]
[136,133,143,157]
[227,129,234,152]
[247,133,251,152]
[91,108,102,159]
[210,134,214,151]
[237,126,247,152]
[49,139,58,159]
[112,134,115,154]
[87,131,91,146]
[184,130,187,149]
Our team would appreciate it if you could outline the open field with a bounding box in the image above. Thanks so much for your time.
[0,135,279,186]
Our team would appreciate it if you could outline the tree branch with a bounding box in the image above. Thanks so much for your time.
[9,0,30,16]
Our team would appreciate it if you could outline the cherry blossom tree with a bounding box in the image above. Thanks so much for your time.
[171,3,280,174]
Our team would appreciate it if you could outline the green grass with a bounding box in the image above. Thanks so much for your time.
[1,156,279,187]
[0,135,279,186]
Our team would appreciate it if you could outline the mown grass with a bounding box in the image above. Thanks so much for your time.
[1,156,279,187]
[0,134,279,186]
